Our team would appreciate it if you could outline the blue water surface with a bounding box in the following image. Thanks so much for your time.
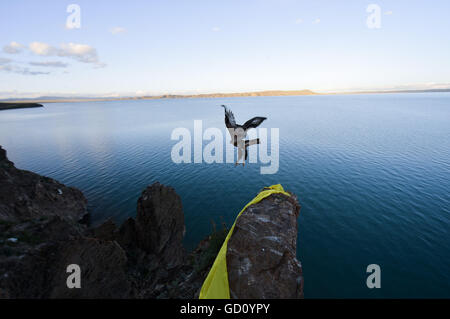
[0,93,449,298]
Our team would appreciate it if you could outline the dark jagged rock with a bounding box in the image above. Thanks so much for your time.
[91,218,117,241]
[91,183,186,269]
[49,238,130,298]
[227,192,303,299]
[0,146,92,298]
[116,217,137,249]
[135,183,185,269]
[0,146,131,298]
[0,146,192,299]
[87,183,188,298]
[0,146,88,223]
[0,215,84,298]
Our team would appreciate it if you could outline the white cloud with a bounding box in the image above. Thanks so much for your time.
[3,41,24,54]
[313,18,321,24]
[20,68,50,75]
[0,54,51,75]
[384,11,393,15]
[110,26,126,35]
[29,42,55,55]
[0,64,50,75]
[212,27,221,32]
[28,41,105,67]
[58,42,99,63]
[29,61,69,68]
[1,41,105,71]
[294,18,303,24]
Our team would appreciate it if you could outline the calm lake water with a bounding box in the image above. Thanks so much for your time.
[0,94,449,298]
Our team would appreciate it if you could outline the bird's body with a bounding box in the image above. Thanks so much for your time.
[221,105,267,166]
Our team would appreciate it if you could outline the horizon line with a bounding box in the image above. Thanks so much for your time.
[2,87,450,103]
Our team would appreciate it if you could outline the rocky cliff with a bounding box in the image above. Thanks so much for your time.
[227,192,303,298]
[0,146,87,223]
[0,145,303,298]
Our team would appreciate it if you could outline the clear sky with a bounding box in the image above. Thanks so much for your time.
[1,0,450,98]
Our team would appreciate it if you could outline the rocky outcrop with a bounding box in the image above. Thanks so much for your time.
[0,146,131,298]
[0,103,43,111]
[86,183,187,298]
[135,184,185,268]
[0,146,87,223]
[0,173,187,298]
[227,193,303,298]
[49,238,130,298]
[0,145,303,299]
[0,216,85,298]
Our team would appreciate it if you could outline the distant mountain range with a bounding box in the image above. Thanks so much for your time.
[144,89,318,99]
[1,88,449,103]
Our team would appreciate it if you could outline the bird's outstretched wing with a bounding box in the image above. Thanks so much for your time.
[222,105,237,128]
[242,116,267,131]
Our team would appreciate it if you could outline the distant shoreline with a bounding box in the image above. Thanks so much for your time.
[1,88,449,104]
[0,90,318,104]
[0,102,43,111]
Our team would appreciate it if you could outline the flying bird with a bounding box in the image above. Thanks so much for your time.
[221,105,267,166]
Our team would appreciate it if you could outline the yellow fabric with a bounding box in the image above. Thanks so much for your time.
[199,184,291,299]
